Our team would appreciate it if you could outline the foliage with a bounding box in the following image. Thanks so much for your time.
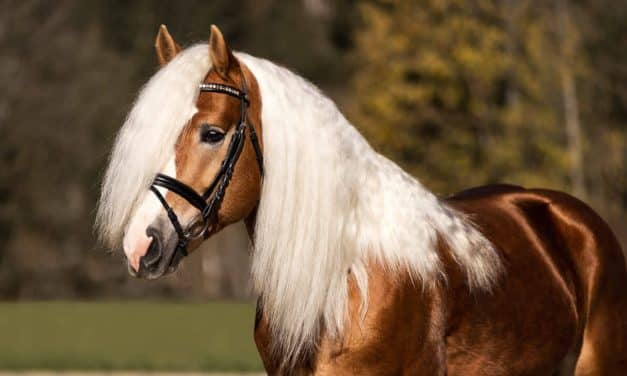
[352,0,568,194]
[349,0,626,244]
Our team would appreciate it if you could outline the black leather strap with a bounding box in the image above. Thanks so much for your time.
[153,174,206,212]
[202,122,246,219]
[247,113,264,176]
[150,186,187,251]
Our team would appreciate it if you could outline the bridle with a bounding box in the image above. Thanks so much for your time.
[149,74,263,260]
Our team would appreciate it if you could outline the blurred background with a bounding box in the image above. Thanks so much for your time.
[0,0,625,373]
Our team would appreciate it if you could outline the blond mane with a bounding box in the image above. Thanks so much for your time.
[237,53,502,363]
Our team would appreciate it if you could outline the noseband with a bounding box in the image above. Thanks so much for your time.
[149,75,263,258]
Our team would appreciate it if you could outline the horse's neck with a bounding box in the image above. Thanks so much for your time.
[254,257,446,374]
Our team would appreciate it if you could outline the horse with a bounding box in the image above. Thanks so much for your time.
[96,25,627,375]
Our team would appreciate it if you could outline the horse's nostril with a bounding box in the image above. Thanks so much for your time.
[140,232,162,268]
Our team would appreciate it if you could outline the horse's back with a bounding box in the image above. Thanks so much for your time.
[445,185,627,375]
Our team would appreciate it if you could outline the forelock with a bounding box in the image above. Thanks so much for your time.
[96,44,211,248]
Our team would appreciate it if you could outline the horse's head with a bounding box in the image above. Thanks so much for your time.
[120,26,263,279]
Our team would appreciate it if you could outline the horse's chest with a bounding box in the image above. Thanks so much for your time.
[255,268,448,375]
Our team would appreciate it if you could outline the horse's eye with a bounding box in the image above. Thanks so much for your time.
[200,125,225,144]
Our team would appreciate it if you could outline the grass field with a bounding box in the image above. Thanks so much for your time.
[0,302,263,372]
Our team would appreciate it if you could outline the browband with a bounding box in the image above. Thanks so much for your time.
[199,83,250,104]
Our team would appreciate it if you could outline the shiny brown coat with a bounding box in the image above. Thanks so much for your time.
[255,185,627,375]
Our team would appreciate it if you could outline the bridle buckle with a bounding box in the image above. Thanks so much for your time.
[184,214,210,240]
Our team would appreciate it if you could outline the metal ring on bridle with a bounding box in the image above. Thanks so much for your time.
[184,214,210,240]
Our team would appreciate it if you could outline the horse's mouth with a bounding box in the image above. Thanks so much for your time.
[127,244,186,280]
[125,220,218,280]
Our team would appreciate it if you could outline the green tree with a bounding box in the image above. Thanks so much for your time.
[350,0,572,195]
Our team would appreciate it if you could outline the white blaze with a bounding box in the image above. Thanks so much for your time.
[123,157,175,271]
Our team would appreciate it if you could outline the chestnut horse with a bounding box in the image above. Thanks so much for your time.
[97,25,627,375]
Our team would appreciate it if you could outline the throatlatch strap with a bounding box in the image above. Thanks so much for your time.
[246,114,264,176]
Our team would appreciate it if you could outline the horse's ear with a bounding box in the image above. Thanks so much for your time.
[155,24,181,66]
[209,24,232,79]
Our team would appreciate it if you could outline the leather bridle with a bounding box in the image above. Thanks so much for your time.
[150,74,263,260]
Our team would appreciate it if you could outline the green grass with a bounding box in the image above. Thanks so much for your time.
[0,301,263,371]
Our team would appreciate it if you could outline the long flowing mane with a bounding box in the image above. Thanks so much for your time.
[237,53,502,362]
[97,44,501,364]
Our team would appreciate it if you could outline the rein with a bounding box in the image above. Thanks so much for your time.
[150,75,263,258]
